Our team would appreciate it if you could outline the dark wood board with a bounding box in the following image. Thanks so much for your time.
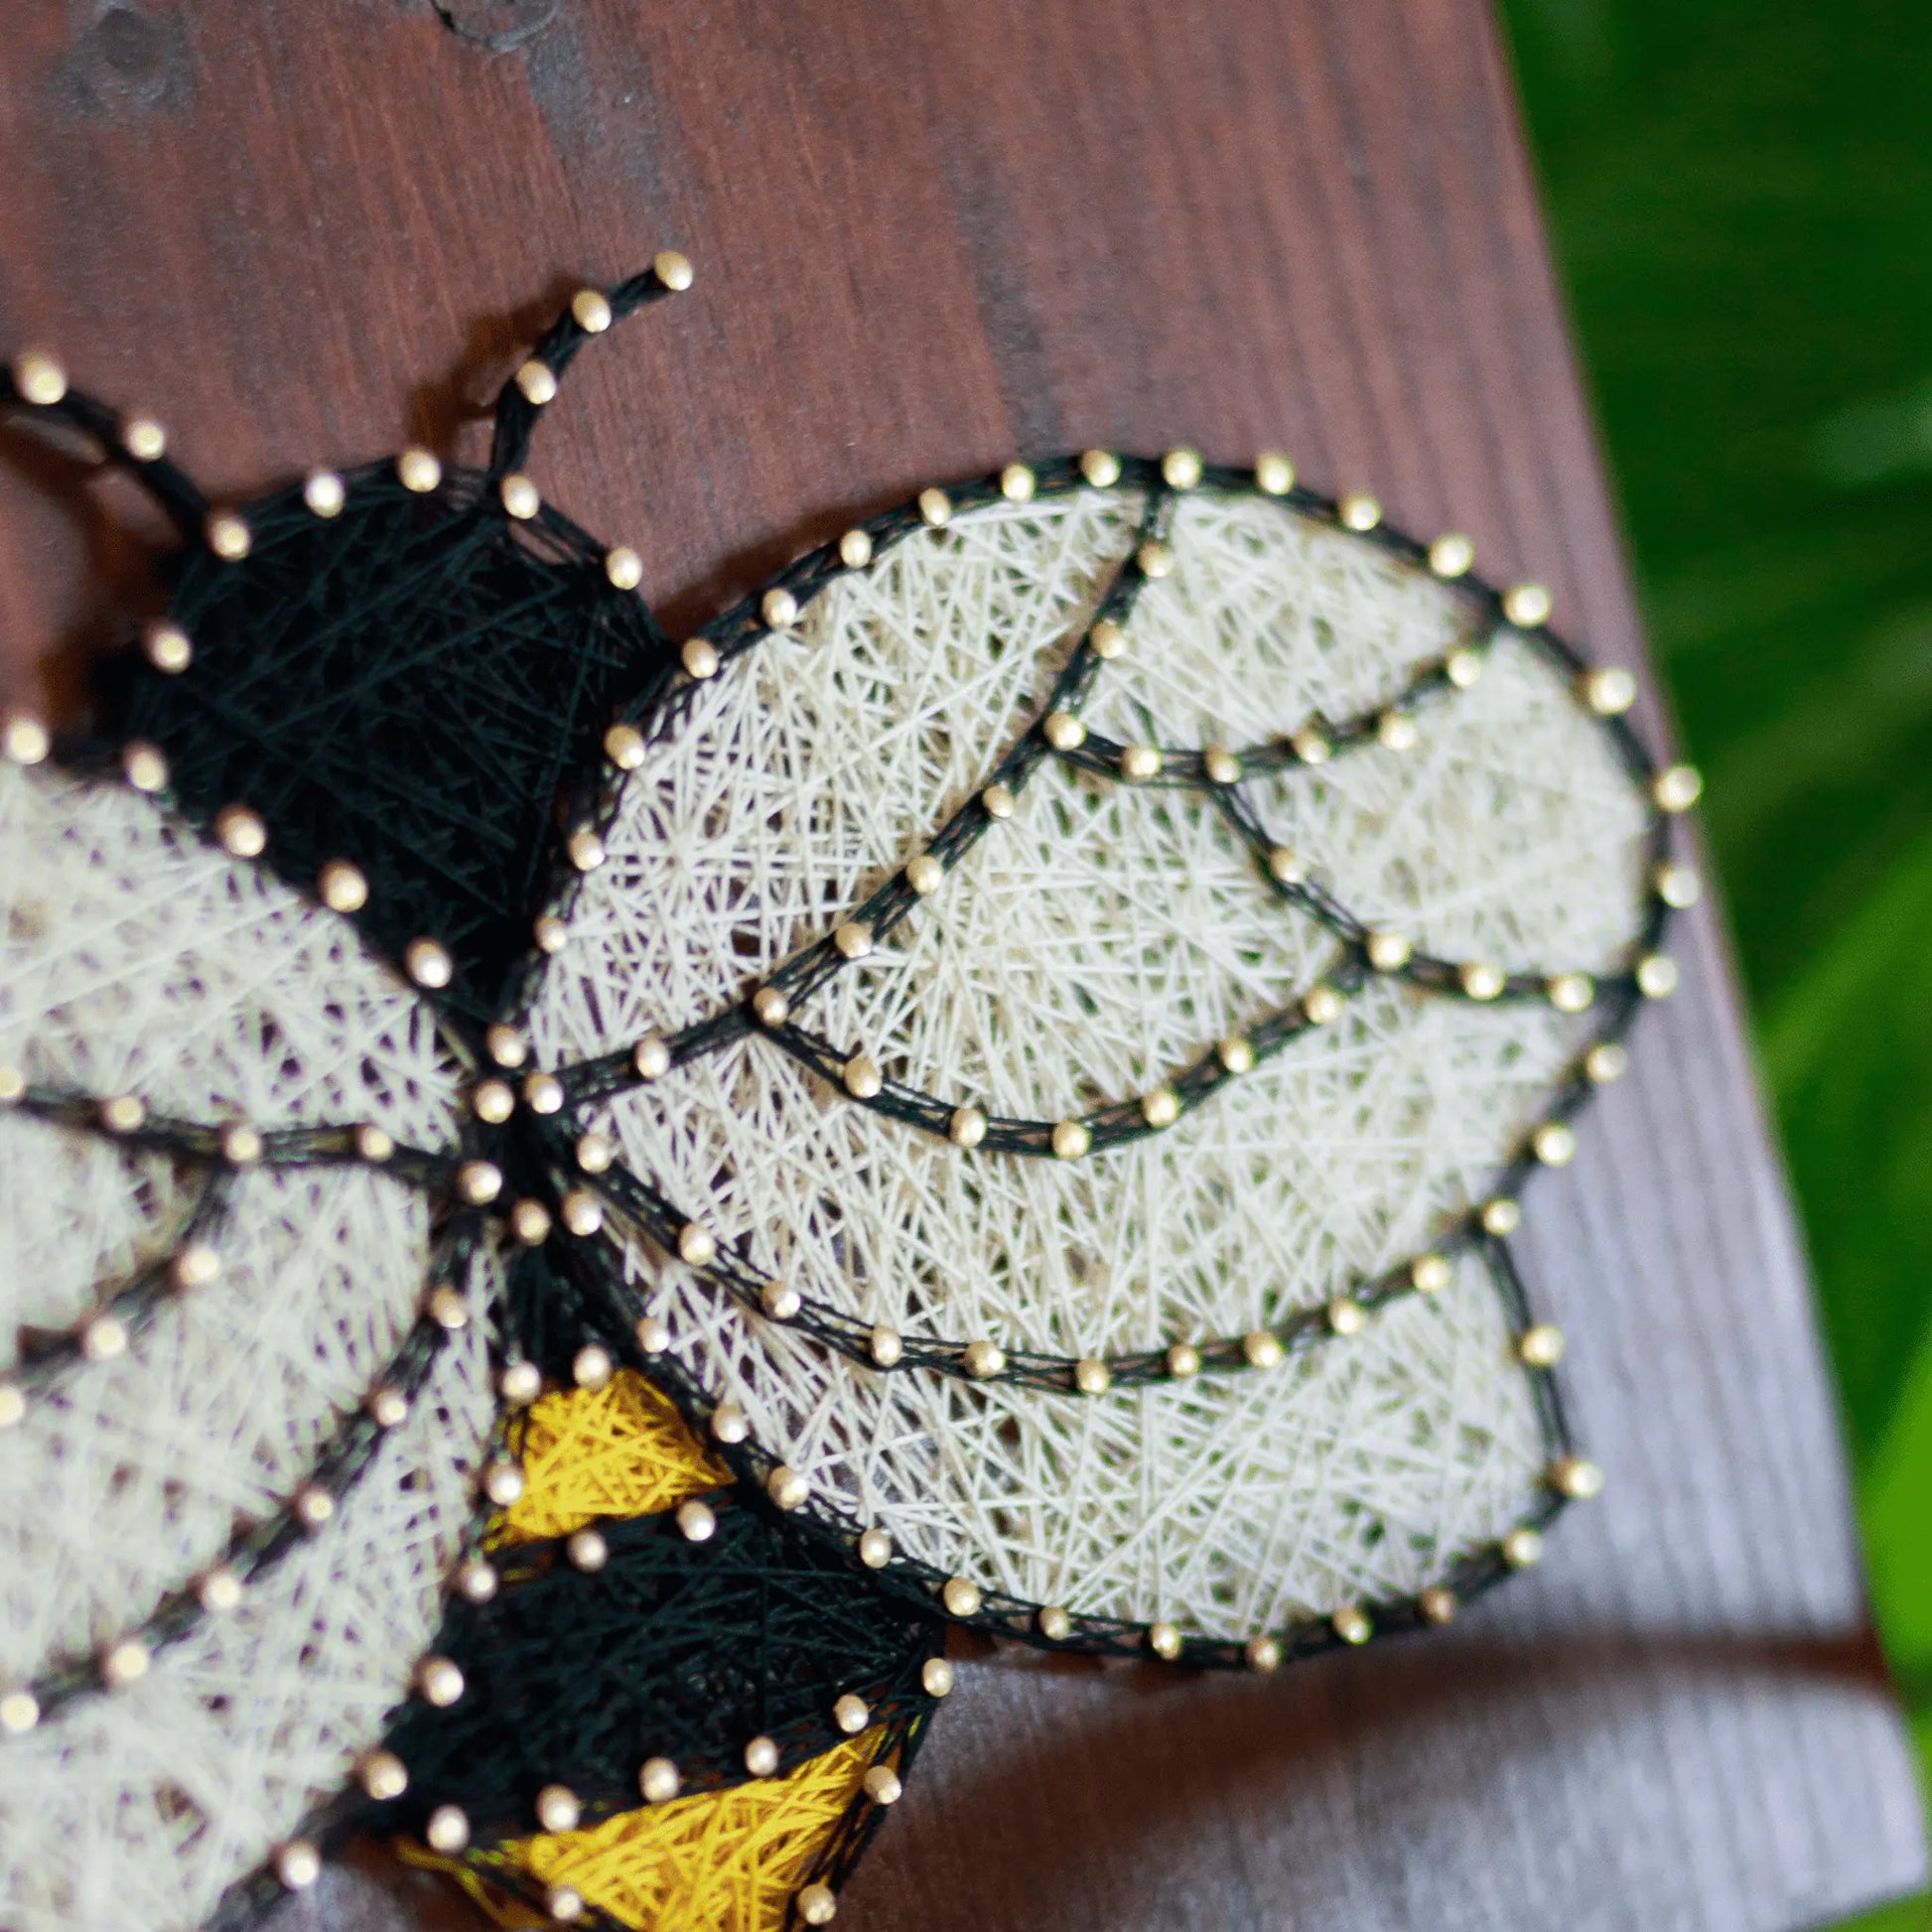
[0,3,1924,1929]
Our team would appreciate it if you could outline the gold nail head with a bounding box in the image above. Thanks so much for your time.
[1121,743,1164,781]
[653,248,695,292]
[745,1735,781,1777]
[635,1312,671,1353]
[1137,538,1174,579]
[1051,1119,1090,1161]
[870,1324,903,1367]
[1203,745,1242,785]
[1267,845,1307,887]
[1167,1340,1201,1379]
[569,1342,613,1391]
[173,1242,221,1290]
[859,1525,893,1568]
[567,1528,608,1573]
[515,359,558,406]
[397,448,442,493]
[919,486,952,527]
[358,1749,409,1801]
[761,587,798,630]
[1480,1196,1521,1235]
[606,545,644,590]
[1655,861,1702,908]
[3,712,52,764]
[1518,1322,1567,1368]
[677,1498,717,1542]
[834,1692,870,1733]
[864,1764,903,1804]
[1074,1356,1112,1394]
[963,1338,1006,1378]
[1502,582,1552,628]
[843,1053,883,1099]
[1000,462,1036,502]
[0,1689,39,1734]
[761,1278,801,1320]
[1547,971,1594,1014]
[1551,1454,1604,1499]
[1043,710,1086,751]
[834,920,874,960]
[677,1221,716,1267]
[752,985,790,1029]
[1303,983,1345,1027]
[499,1359,542,1405]
[472,1078,514,1125]
[1445,645,1484,688]
[1366,929,1412,972]
[425,1804,470,1854]
[906,852,945,895]
[81,1314,128,1361]
[1411,1252,1452,1295]
[406,937,453,989]
[1636,953,1680,999]
[121,415,167,461]
[457,1558,499,1602]
[768,1464,809,1510]
[1243,1329,1284,1368]
[1090,618,1127,659]
[948,1106,987,1148]
[1338,492,1381,532]
[942,1577,982,1617]
[638,1757,680,1804]
[221,1122,263,1165]
[301,469,346,519]
[1585,1041,1628,1084]
[1037,1603,1072,1639]
[602,724,646,775]
[416,1655,465,1706]
[838,527,873,568]
[510,1199,553,1246]
[1533,1121,1578,1167]
[1584,665,1637,716]
[13,350,69,406]
[534,913,569,954]
[122,741,169,793]
[536,1784,582,1834]
[1290,726,1331,765]
[1162,447,1203,490]
[1460,960,1505,1001]
[143,620,193,673]
[1502,1526,1544,1568]
[318,859,368,912]
[567,827,606,872]
[1654,762,1703,812]
[483,1459,525,1506]
[681,637,721,680]
[1148,1620,1183,1659]
[1419,1586,1458,1625]
[572,288,614,334]
[1430,533,1475,578]
[99,1093,146,1134]
[1246,1633,1282,1672]
[214,803,267,858]
[275,1842,323,1891]
[797,1883,838,1926]
[1377,711,1419,752]
[456,1159,503,1205]
[1332,1605,1372,1645]
[1141,1086,1179,1130]
[1328,1296,1366,1336]
[100,1638,151,1689]
[1255,451,1295,495]
[499,473,541,520]
[1080,449,1122,487]
[633,1033,671,1079]
[356,1123,396,1164]
[1218,1035,1255,1075]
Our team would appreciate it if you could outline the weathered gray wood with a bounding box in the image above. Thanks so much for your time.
[1,3,1923,1928]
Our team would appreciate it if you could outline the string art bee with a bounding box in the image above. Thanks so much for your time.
[0,254,1699,1932]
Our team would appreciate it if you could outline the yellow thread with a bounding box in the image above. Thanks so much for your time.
[494,1369,728,1545]
[483,1730,886,1931]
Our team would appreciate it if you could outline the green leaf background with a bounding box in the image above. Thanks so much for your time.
[1499,0,1932,1919]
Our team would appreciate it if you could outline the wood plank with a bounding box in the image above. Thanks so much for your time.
[1,3,1923,1928]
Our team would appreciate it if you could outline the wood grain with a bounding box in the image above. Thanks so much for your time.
[1,3,1925,1929]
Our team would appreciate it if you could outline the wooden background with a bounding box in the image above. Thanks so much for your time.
[1,3,1926,1928]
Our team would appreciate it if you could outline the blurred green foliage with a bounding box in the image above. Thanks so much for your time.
[1500,0,1932,1919]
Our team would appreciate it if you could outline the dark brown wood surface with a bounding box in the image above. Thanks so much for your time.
[2,4,1926,1929]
